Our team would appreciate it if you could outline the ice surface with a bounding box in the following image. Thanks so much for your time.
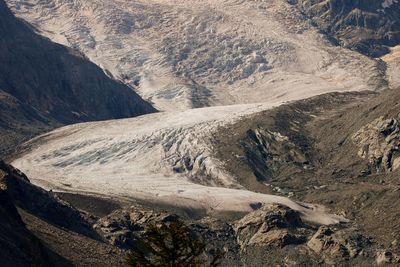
[7,0,385,111]
[13,103,348,224]
[7,0,386,224]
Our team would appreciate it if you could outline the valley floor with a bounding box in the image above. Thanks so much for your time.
[3,0,400,265]
[6,0,391,224]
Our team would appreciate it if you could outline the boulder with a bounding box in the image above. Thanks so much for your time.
[308,226,371,259]
[94,206,180,249]
[376,250,400,265]
[234,204,307,248]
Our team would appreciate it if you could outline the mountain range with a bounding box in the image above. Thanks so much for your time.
[1,0,400,266]
[294,0,400,57]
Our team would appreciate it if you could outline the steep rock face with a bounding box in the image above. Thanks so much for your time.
[0,160,97,239]
[307,226,371,259]
[0,80,56,158]
[244,128,311,182]
[292,0,400,57]
[0,190,57,267]
[0,0,156,157]
[0,161,80,266]
[353,116,400,173]
[0,160,125,266]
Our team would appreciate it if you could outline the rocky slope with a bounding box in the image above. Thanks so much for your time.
[2,157,400,266]
[0,159,125,266]
[88,201,389,266]
[213,86,400,260]
[0,160,97,238]
[0,188,58,266]
[0,159,375,266]
[2,0,400,265]
[292,0,400,57]
[0,0,156,158]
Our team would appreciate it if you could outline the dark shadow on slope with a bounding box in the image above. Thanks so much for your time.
[0,189,73,267]
[0,160,102,241]
[0,0,157,158]
[291,0,400,57]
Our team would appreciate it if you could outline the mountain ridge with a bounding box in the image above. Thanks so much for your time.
[2,0,400,266]
[0,0,156,158]
[292,0,400,57]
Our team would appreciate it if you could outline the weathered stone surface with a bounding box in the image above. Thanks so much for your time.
[353,116,400,173]
[292,0,400,57]
[94,206,179,248]
[234,204,307,248]
[245,128,311,182]
[376,250,400,265]
[308,226,371,259]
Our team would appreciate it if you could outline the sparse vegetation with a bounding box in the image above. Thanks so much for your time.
[126,220,222,267]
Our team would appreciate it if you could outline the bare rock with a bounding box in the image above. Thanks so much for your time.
[292,0,400,57]
[234,204,307,248]
[376,250,400,265]
[95,206,179,249]
[245,128,310,181]
[308,227,349,258]
[353,116,400,173]
[0,160,96,239]
[308,226,371,259]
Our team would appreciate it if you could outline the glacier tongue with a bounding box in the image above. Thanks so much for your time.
[6,0,387,225]
[13,104,274,191]
[12,103,348,225]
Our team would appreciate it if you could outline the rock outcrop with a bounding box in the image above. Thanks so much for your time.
[0,160,97,239]
[244,128,311,182]
[307,226,371,259]
[94,205,180,249]
[353,116,400,173]
[234,204,308,248]
[292,0,400,57]
[376,250,400,265]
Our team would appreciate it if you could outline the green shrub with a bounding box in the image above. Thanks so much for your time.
[126,220,222,267]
